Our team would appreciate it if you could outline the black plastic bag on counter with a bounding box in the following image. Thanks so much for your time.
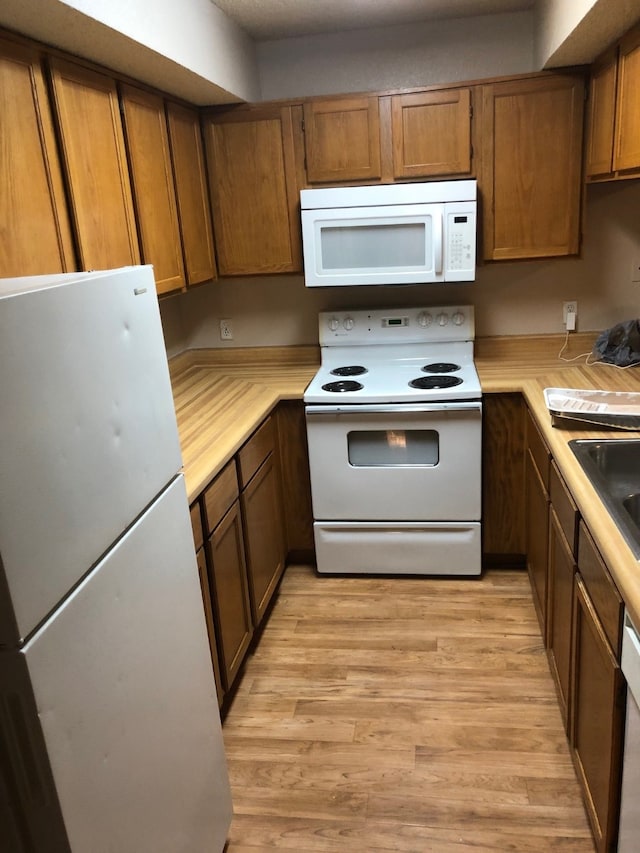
[593,319,640,367]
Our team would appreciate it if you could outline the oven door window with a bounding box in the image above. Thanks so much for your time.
[347,429,439,467]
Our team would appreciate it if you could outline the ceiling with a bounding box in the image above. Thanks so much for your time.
[211,0,537,41]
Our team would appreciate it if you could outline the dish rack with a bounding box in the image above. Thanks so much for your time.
[544,388,640,431]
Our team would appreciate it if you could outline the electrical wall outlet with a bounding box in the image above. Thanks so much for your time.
[563,301,578,331]
[219,318,233,340]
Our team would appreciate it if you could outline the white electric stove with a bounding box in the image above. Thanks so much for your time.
[304,306,482,576]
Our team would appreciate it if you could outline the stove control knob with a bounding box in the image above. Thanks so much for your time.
[437,312,449,327]
[417,311,433,327]
[343,316,355,331]
[328,316,340,332]
[452,311,465,326]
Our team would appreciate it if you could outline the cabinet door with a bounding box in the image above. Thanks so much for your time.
[48,58,140,270]
[547,507,576,730]
[166,101,217,286]
[120,85,185,295]
[613,24,640,173]
[0,38,75,276]
[481,393,525,561]
[571,576,625,853]
[207,501,253,691]
[391,89,472,179]
[204,105,302,275]
[196,547,224,708]
[481,74,584,260]
[526,449,550,639]
[241,454,286,625]
[276,401,314,555]
[585,47,618,178]
[303,96,381,183]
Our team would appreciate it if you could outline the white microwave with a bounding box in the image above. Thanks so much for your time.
[300,180,477,287]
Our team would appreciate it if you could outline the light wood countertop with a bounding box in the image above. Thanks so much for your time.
[169,333,640,629]
[169,346,319,502]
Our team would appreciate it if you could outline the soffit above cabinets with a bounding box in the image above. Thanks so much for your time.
[211,0,536,41]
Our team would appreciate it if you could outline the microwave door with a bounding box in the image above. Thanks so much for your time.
[301,203,445,286]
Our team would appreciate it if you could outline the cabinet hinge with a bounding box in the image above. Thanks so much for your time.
[470,104,474,118]
[470,144,474,161]
[301,118,305,132]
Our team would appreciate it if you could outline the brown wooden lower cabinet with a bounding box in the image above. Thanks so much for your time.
[187,411,298,700]
[481,393,526,563]
[546,460,579,731]
[196,547,225,707]
[571,574,625,853]
[241,453,286,624]
[276,401,314,557]
[207,499,253,692]
[525,448,550,637]
[523,409,628,852]
[547,506,576,730]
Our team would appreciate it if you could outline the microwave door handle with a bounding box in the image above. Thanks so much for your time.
[433,213,443,274]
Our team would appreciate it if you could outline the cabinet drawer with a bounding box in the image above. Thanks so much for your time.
[526,409,550,489]
[237,416,275,488]
[578,521,624,656]
[550,461,579,557]
[190,500,204,551]
[203,459,239,534]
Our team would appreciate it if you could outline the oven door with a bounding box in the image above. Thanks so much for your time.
[305,401,482,521]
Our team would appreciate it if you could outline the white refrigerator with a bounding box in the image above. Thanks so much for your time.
[0,267,232,852]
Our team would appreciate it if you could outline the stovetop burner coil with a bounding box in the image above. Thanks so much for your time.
[409,375,463,389]
[421,362,460,374]
[330,365,368,377]
[321,380,364,392]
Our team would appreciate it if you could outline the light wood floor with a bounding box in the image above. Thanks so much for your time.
[222,566,595,852]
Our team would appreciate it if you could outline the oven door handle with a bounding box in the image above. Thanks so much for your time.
[305,401,482,416]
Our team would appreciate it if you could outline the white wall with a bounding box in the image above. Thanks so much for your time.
[256,12,535,100]
[0,0,259,104]
[160,180,640,350]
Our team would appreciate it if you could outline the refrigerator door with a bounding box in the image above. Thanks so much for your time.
[0,267,183,645]
[0,475,232,853]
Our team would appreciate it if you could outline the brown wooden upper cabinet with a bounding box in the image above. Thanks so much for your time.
[303,96,381,183]
[120,85,185,296]
[481,73,584,260]
[203,105,304,276]
[0,37,76,277]
[48,58,140,271]
[615,24,640,173]
[166,101,217,286]
[390,88,472,179]
[585,47,618,178]
[586,23,640,180]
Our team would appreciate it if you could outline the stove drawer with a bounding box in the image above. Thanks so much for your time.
[314,521,481,575]
[306,401,481,521]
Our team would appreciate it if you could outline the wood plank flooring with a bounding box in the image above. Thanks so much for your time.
[222,566,595,852]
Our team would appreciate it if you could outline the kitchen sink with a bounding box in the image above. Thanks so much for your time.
[569,439,640,557]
